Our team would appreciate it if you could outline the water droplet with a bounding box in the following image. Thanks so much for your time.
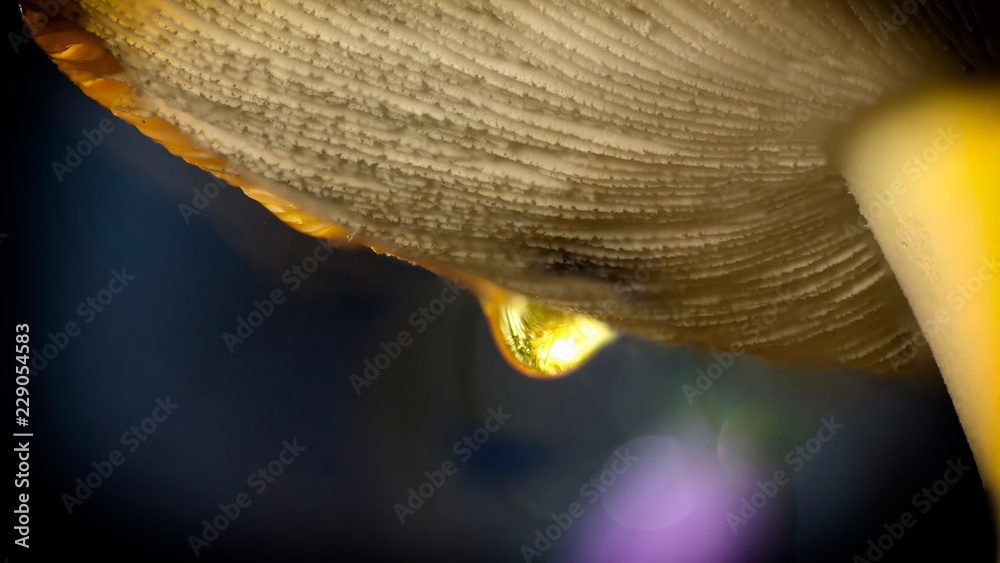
[479,292,615,378]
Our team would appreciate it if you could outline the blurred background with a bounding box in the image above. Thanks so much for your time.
[4,4,996,562]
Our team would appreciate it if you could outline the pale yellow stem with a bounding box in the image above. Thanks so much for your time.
[840,81,1000,556]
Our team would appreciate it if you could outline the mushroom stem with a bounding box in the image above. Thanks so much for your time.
[840,81,1000,551]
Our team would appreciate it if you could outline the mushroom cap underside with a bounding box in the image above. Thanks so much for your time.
[23,0,1000,374]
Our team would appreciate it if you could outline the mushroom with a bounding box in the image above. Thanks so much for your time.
[22,0,999,552]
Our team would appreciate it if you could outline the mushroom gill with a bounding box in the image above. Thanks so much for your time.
[22,0,999,548]
[25,0,976,374]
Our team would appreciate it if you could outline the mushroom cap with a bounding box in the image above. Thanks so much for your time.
[23,0,999,373]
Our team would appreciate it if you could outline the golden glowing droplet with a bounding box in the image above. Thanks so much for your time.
[479,292,615,378]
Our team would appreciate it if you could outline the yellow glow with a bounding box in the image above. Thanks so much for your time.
[841,81,1000,551]
[480,293,616,378]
